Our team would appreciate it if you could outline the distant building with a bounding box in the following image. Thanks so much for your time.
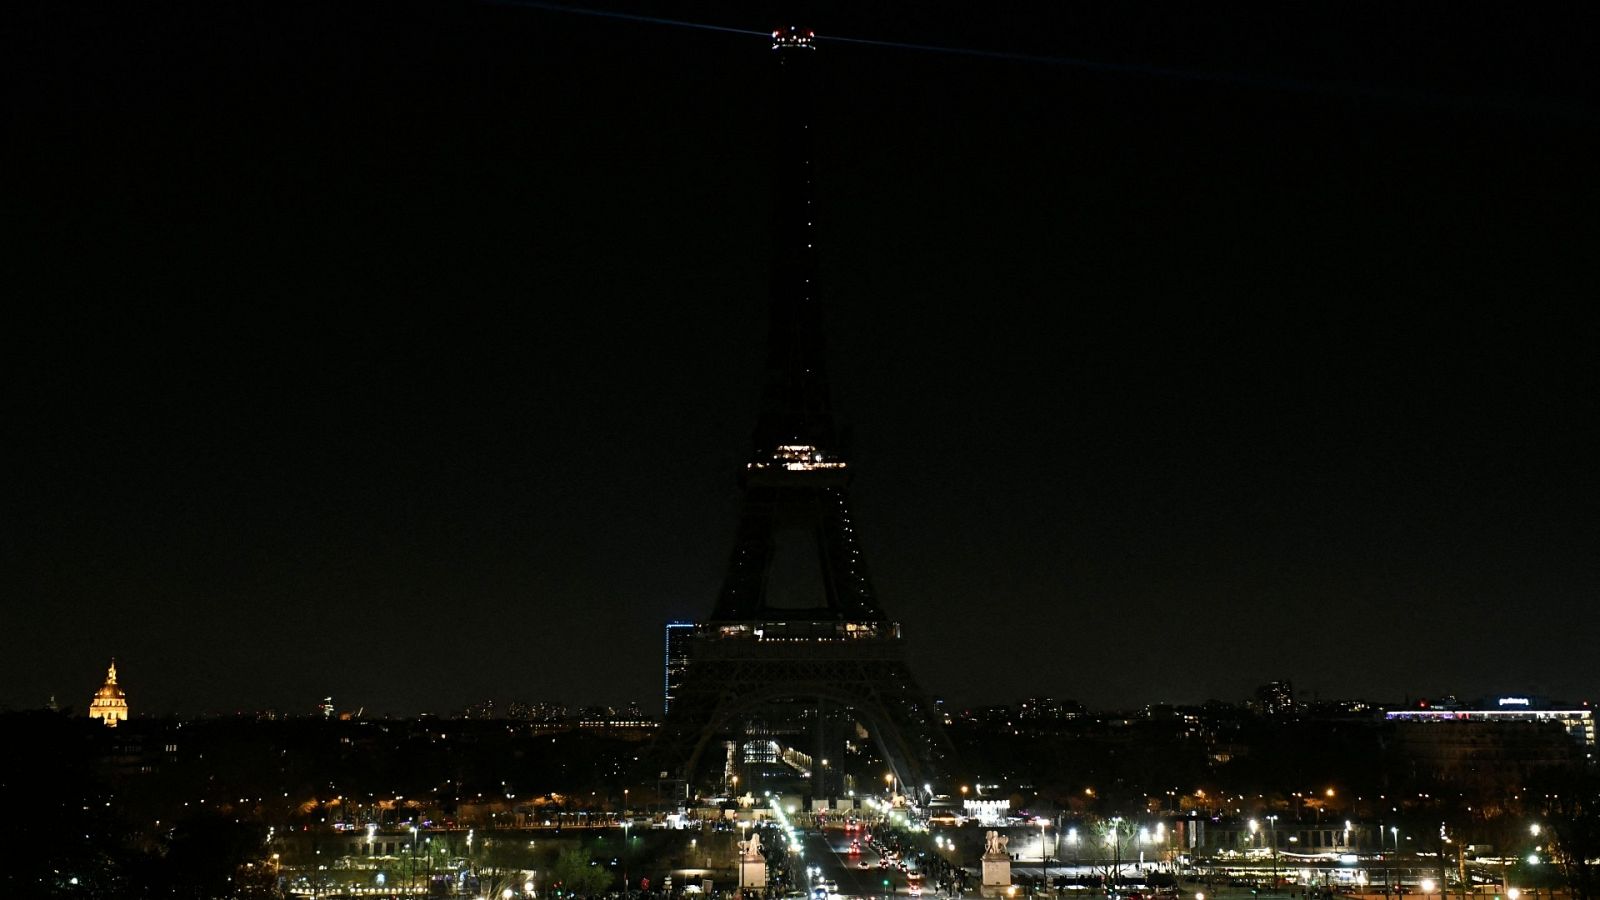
[1253,680,1295,716]
[575,708,659,739]
[1385,697,1593,789]
[88,659,128,727]
[1385,697,1594,746]
[663,621,695,714]
[1019,697,1084,721]
[507,700,569,721]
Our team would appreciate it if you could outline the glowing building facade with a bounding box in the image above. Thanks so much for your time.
[88,659,129,727]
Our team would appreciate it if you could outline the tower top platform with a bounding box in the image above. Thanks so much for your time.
[771,26,815,51]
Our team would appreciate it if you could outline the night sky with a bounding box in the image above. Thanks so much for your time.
[6,1,1597,717]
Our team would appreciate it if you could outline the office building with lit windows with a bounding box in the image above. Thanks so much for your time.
[663,621,695,714]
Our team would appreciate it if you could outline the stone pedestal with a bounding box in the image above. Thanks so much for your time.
[980,855,1012,898]
[738,857,767,897]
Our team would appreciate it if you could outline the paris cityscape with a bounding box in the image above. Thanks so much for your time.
[7,2,1597,900]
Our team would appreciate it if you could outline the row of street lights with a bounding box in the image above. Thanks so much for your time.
[1016,815,1181,886]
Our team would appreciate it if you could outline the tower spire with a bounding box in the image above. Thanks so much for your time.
[752,25,837,466]
[710,28,882,621]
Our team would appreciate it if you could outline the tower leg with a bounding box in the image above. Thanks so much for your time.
[812,697,828,799]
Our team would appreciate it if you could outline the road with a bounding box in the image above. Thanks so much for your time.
[798,826,921,900]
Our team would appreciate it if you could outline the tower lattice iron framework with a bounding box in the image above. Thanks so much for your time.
[655,27,953,798]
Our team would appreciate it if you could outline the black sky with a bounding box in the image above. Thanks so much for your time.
[6,1,1598,716]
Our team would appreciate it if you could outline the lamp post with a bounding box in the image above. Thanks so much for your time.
[741,821,751,900]
[1154,822,1167,878]
[1385,827,1398,900]
[1039,818,1051,895]
[409,825,419,896]
[1441,825,1463,900]
[624,818,632,897]
[1107,818,1124,890]
[1266,816,1279,892]
[1249,819,1260,889]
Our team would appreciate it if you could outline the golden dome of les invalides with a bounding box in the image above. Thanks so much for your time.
[88,659,128,727]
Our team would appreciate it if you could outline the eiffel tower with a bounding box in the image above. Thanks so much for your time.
[656,27,953,800]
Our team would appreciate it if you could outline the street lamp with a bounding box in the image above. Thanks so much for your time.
[1107,818,1125,888]
[1248,816,1259,882]
[409,825,419,895]
[1039,817,1051,889]
[1266,816,1279,889]
[741,821,751,898]
[1386,827,1399,900]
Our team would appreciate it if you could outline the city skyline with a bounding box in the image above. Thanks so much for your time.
[7,2,1597,716]
[50,657,1598,721]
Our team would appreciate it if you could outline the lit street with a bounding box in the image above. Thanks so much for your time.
[797,826,925,900]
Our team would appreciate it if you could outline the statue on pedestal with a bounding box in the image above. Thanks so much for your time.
[980,830,1013,897]
[737,829,768,897]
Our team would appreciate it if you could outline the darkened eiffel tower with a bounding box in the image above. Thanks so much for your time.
[656,27,952,799]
